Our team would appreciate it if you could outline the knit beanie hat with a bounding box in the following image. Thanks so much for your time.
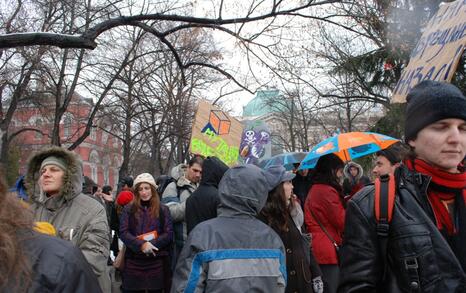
[404,80,466,142]
[40,156,67,171]
[133,173,157,189]
[116,190,134,206]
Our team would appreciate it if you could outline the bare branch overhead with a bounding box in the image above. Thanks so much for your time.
[0,0,340,49]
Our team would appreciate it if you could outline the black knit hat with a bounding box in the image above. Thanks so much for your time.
[404,80,466,142]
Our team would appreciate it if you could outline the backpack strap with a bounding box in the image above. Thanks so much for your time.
[374,174,395,232]
[374,173,396,282]
[176,184,193,199]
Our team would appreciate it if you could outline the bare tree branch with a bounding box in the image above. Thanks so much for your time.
[185,61,253,94]
[7,127,46,143]
[0,0,340,49]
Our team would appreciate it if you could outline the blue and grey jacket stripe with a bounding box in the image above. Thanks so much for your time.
[161,196,180,205]
[185,249,287,293]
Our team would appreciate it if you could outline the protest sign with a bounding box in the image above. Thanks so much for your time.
[392,0,466,103]
[239,120,271,165]
[189,100,243,166]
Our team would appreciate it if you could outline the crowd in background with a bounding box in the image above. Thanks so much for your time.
[1,80,465,293]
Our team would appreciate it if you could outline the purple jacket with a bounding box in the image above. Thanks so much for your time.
[120,203,173,290]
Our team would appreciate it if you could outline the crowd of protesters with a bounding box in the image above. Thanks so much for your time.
[1,80,465,292]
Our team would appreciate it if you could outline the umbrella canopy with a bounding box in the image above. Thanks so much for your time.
[299,132,399,170]
[258,152,308,170]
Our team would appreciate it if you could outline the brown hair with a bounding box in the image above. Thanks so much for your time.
[375,142,408,165]
[260,183,291,233]
[0,175,33,292]
[131,183,160,219]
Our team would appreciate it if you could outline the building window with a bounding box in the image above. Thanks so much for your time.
[35,119,43,140]
[89,150,100,183]
[90,126,97,141]
[113,168,119,188]
[63,115,72,138]
[91,165,98,183]
[103,155,110,185]
[101,124,111,145]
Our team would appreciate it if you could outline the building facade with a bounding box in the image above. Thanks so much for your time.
[241,88,384,153]
[10,92,122,188]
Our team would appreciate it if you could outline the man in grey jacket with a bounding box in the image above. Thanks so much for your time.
[162,156,203,260]
[25,146,111,292]
[171,164,286,293]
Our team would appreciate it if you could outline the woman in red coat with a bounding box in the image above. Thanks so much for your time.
[304,154,345,293]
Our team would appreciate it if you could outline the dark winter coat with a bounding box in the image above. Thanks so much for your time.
[185,157,228,234]
[292,172,313,209]
[4,230,101,293]
[304,184,345,265]
[258,213,321,293]
[338,165,466,293]
[119,203,174,291]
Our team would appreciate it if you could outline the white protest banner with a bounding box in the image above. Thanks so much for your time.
[392,0,466,103]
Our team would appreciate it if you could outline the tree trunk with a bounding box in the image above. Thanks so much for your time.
[0,128,8,168]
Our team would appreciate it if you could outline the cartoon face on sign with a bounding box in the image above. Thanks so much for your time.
[239,121,272,165]
[259,131,270,143]
[244,130,256,144]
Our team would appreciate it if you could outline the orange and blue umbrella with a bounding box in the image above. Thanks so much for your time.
[299,132,399,170]
[258,152,308,170]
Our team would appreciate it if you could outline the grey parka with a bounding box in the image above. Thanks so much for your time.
[25,146,111,292]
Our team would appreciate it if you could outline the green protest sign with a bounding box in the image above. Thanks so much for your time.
[189,100,243,166]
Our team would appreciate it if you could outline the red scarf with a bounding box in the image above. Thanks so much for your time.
[406,159,466,235]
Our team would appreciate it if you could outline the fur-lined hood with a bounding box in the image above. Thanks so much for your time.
[25,146,83,203]
[170,163,199,189]
[343,161,364,181]
[170,163,187,181]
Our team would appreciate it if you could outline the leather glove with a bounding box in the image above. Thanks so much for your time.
[312,276,324,293]
[141,241,158,256]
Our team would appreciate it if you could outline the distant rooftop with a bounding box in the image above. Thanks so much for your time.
[242,88,288,118]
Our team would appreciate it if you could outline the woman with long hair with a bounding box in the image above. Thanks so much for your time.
[119,173,173,293]
[259,165,323,293]
[304,153,345,293]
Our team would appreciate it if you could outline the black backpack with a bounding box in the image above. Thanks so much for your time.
[156,175,176,197]
[156,175,193,199]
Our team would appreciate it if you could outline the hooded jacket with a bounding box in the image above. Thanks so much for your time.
[338,165,466,293]
[342,161,370,197]
[185,157,228,234]
[171,164,287,293]
[162,163,198,247]
[24,147,111,292]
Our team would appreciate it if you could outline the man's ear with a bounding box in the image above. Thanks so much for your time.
[407,139,415,148]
